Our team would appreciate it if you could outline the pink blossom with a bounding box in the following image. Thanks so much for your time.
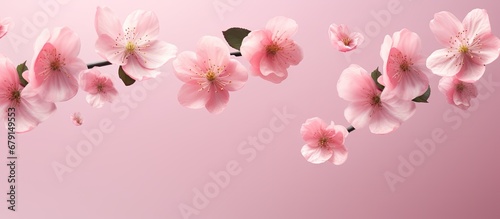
[438,76,478,110]
[28,27,87,102]
[328,23,364,52]
[71,112,83,126]
[0,55,56,133]
[173,36,248,114]
[337,64,416,134]
[79,68,118,108]
[0,17,13,39]
[300,117,348,165]
[95,7,177,81]
[380,29,430,100]
[240,16,303,83]
[426,9,500,82]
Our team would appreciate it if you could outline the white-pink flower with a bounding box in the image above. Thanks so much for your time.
[438,76,478,110]
[0,17,13,39]
[28,27,87,102]
[173,36,248,114]
[240,16,303,84]
[79,68,118,108]
[337,64,416,134]
[300,117,348,165]
[95,6,177,81]
[71,112,83,126]
[380,28,429,100]
[426,9,500,82]
[0,55,56,133]
[328,23,364,52]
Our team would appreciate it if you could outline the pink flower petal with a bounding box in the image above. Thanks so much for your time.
[95,34,127,65]
[12,85,57,133]
[329,146,348,165]
[219,59,248,91]
[177,82,211,109]
[469,33,500,65]
[301,144,333,164]
[426,48,463,77]
[430,11,463,46]
[123,10,159,42]
[95,7,123,38]
[300,117,327,146]
[0,17,13,38]
[136,40,177,69]
[266,16,298,40]
[463,8,491,38]
[344,101,374,130]
[122,55,161,81]
[196,36,230,69]
[455,57,486,82]
[205,86,230,114]
[173,51,203,82]
[337,64,379,102]
[49,27,81,58]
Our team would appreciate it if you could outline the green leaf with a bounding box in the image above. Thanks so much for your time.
[222,27,251,51]
[371,68,385,91]
[16,61,29,87]
[118,66,136,86]
[412,86,431,103]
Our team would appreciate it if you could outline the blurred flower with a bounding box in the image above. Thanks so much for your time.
[0,55,56,133]
[438,76,478,110]
[380,28,430,100]
[79,68,118,108]
[240,16,303,83]
[426,8,500,82]
[173,36,248,114]
[337,64,416,134]
[28,27,87,102]
[300,117,348,165]
[95,6,177,81]
[0,17,13,39]
[328,23,364,52]
[71,112,83,126]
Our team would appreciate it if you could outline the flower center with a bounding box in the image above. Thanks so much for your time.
[126,41,136,53]
[342,37,352,46]
[319,137,329,147]
[458,45,469,54]
[456,82,465,92]
[266,43,281,55]
[50,59,62,71]
[371,95,381,106]
[97,83,104,93]
[400,60,410,72]
[206,70,216,81]
[9,90,21,104]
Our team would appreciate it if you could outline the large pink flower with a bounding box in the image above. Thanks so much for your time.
[380,29,429,100]
[28,27,87,102]
[438,76,478,110]
[173,36,248,114]
[0,55,56,133]
[328,23,364,52]
[300,117,348,165]
[337,64,416,134]
[95,6,177,81]
[426,9,500,82]
[240,16,303,83]
[0,17,13,39]
[79,68,119,108]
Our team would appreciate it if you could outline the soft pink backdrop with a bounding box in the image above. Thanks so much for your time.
[1,0,499,218]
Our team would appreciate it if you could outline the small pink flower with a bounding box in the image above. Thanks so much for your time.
[0,17,13,39]
[328,23,364,52]
[438,76,478,110]
[300,117,348,165]
[173,36,248,114]
[71,112,83,126]
[0,55,56,133]
[79,68,118,108]
[426,9,500,82]
[240,16,303,83]
[95,7,177,81]
[337,64,416,134]
[380,28,429,100]
[28,27,87,102]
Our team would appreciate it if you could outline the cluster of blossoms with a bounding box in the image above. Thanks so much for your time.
[300,8,500,165]
[0,8,304,132]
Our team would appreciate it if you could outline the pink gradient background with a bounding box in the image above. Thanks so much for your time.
[1,0,500,218]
